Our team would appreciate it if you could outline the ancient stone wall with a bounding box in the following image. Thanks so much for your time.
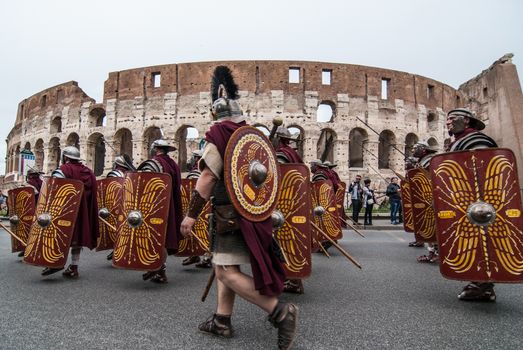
[458,54,523,192]
[5,60,465,192]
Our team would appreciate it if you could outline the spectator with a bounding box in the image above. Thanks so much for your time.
[362,179,376,226]
[386,177,401,224]
[348,175,363,224]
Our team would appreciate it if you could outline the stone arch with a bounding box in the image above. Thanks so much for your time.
[427,137,439,149]
[66,132,80,149]
[405,133,419,157]
[14,145,21,173]
[50,116,62,133]
[114,128,133,160]
[349,127,368,168]
[317,100,336,123]
[288,125,304,159]
[143,126,163,159]
[317,128,337,163]
[87,132,106,176]
[35,139,44,171]
[176,125,200,172]
[427,111,438,131]
[89,105,107,127]
[48,137,61,170]
[378,130,396,169]
[253,124,271,137]
[24,142,31,151]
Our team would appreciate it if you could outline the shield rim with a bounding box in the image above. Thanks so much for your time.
[223,126,281,222]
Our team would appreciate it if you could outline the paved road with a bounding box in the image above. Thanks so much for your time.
[1,226,521,350]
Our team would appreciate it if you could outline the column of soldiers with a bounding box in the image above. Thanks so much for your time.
[5,65,521,350]
[400,108,521,302]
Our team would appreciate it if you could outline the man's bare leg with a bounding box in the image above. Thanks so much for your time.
[216,278,236,315]
[215,265,278,313]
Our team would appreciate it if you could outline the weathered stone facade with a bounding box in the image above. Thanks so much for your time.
[6,58,519,192]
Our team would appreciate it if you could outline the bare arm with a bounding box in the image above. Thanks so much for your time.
[180,167,218,237]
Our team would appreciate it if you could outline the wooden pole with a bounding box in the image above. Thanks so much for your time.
[0,222,27,247]
[311,222,362,269]
[99,216,117,232]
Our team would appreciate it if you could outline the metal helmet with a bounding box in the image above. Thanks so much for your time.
[413,141,438,157]
[62,146,81,161]
[323,161,337,169]
[151,139,177,153]
[192,149,203,159]
[114,154,136,171]
[275,126,293,140]
[211,66,242,120]
[447,108,485,131]
[310,159,322,166]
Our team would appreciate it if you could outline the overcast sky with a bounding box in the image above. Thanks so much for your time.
[1,0,522,174]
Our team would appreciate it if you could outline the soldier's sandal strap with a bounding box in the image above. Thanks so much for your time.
[187,190,206,219]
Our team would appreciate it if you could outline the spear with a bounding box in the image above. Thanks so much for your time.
[311,222,361,269]
[355,116,406,157]
[0,222,27,247]
[358,142,405,182]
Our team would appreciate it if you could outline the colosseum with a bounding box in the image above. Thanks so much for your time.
[5,56,523,191]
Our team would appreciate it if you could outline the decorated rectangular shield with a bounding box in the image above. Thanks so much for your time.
[176,178,211,257]
[274,164,312,279]
[431,148,523,282]
[23,178,84,269]
[311,179,342,251]
[400,178,414,233]
[112,172,172,271]
[408,168,436,243]
[96,177,124,251]
[335,181,348,227]
[7,187,36,252]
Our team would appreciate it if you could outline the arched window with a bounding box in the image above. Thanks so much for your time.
[427,137,439,150]
[88,133,106,176]
[89,106,107,127]
[405,133,419,157]
[349,128,368,168]
[143,126,163,161]
[50,117,62,133]
[67,133,80,149]
[317,129,336,163]
[114,128,133,160]
[288,125,304,159]
[378,130,396,169]
[427,112,438,131]
[35,139,45,171]
[176,126,200,172]
[48,137,61,170]
[316,101,335,123]
[254,124,271,137]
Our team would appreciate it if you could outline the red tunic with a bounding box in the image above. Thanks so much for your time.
[60,162,99,249]
[206,121,285,296]
[153,154,183,253]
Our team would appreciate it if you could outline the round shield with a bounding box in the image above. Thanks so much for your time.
[224,126,281,222]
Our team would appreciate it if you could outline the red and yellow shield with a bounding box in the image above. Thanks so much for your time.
[400,178,414,233]
[176,178,211,257]
[112,172,172,271]
[7,187,36,252]
[96,177,124,251]
[311,179,342,251]
[431,148,523,282]
[23,178,84,269]
[224,126,281,222]
[274,164,312,279]
[408,168,436,242]
[335,181,348,226]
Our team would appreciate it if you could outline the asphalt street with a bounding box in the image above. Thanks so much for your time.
[1,223,521,350]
